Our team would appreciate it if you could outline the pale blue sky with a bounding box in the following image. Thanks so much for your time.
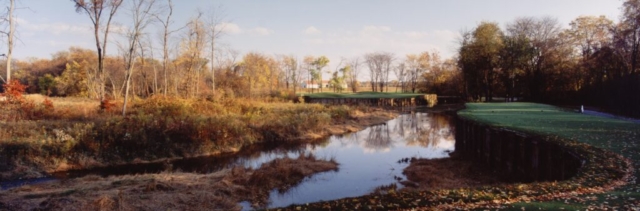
[7,0,622,65]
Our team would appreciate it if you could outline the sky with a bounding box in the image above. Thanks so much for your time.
[5,0,623,70]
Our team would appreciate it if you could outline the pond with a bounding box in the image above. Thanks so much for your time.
[260,112,455,208]
[1,112,456,209]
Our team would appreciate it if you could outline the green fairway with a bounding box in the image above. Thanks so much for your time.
[301,91,425,99]
[459,103,640,210]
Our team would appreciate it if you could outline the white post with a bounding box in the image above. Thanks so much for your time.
[580,105,584,113]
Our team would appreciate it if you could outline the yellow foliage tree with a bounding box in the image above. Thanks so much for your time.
[55,61,89,97]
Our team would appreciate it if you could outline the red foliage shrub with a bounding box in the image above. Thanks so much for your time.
[0,80,56,120]
[2,80,27,102]
[100,98,116,112]
[42,98,54,111]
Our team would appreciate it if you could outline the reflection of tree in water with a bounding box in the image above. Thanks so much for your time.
[329,113,455,153]
[397,113,455,148]
[336,133,357,147]
[393,112,425,139]
[363,123,393,151]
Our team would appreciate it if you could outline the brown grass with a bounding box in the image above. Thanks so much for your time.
[0,155,338,211]
[25,94,102,120]
[0,94,394,181]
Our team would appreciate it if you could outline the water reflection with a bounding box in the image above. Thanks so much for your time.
[364,123,392,152]
[402,113,455,148]
[267,112,455,208]
[0,177,56,190]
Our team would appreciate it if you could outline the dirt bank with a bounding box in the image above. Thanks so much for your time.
[401,153,503,191]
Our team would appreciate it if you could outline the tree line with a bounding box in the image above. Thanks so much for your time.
[0,0,461,103]
[2,0,638,117]
[458,0,640,117]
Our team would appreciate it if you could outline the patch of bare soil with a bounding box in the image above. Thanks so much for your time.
[401,154,503,191]
[0,154,337,211]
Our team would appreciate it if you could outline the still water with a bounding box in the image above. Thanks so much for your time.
[261,112,455,208]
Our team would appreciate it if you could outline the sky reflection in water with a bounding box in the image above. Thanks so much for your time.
[262,112,455,208]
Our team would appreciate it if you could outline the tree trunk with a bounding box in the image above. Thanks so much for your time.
[123,62,135,116]
[210,36,216,96]
[5,0,14,82]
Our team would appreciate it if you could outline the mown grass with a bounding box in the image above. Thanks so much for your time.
[458,102,640,210]
[301,91,425,99]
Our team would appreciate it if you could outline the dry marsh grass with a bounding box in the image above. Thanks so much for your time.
[0,155,338,211]
[0,94,395,181]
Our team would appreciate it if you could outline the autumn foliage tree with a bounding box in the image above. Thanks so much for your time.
[237,52,280,97]
[458,22,504,101]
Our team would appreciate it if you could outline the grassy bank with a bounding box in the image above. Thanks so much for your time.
[0,94,396,180]
[458,103,640,210]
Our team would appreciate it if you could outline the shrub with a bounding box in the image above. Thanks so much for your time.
[2,79,27,102]
[38,74,56,96]
[0,81,56,120]
[269,90,297,102]
[99,98,116,113]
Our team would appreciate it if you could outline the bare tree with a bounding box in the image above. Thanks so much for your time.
[1,0,15,83]
[121,0,157,115]
[280,55,298,92]
[394,61,407,92]
[365,52,393,92]
[347,57,361,92]
[382,54,394,92]
[143,37,158,94]
[72,0,123,100]
[181,12,207,98]
[154,0,187,96]
[206,6,226,96]
[154,0,181,95]
[366,55,379,92]
[291,57,303,94]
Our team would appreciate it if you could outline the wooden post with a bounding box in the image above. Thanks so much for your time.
[484,128,492,167]
[505,132,515,179]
